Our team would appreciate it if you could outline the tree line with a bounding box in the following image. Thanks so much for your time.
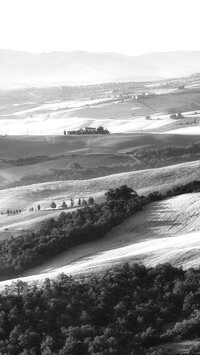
[132,142,200,168]
[1,209,22,216]
[50,197,94,210]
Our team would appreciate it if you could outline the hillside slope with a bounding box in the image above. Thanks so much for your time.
[1,192,200,289]
[0,159,198,243]
[0,159,198,213]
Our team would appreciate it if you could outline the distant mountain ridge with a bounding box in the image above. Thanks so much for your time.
[1,49,200,88]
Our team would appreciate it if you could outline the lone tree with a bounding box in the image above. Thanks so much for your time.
[50,202,56,209]
[61,201,67,209]
[78,198,81,206]
[177,112,183,119]
[70,198,74,207]
[81,199,87,206]
[88,197,94,205]
[64,130,66,135]
[37,205,41,211]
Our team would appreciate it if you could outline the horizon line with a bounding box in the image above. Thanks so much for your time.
[1,48,200,57]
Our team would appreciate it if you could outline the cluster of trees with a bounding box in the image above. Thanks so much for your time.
[78,197,94,206]
[67,126,110,135]
[170,112,183,119]
[133,142,200,168]
[29,206,40,212]
[0,182,200,279]
[1,263,200,354]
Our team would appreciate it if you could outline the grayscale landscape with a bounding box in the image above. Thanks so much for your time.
[1,0,200,354]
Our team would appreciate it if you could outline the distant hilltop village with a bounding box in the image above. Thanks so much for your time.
[66,126,110,135]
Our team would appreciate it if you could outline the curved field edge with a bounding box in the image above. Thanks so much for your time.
[0,159,199,213]
[23,192,200,275]
[1,191,200,289]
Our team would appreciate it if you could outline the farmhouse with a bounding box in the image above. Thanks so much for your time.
[67,126,110,135]
[84,127,97,133]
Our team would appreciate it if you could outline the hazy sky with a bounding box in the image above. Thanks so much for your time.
[0,0,199,55]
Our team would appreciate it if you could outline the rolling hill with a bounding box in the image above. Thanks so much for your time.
[1,191,200,289]
[24,192,200,276]
[0,133,198,190]
[2,49,200,88]
[0,159,199,239]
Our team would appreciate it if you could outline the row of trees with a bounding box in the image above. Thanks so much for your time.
[0,263,200,354]
[29,205,40,212]
[28,198,95,213]
[50,197,95,209]
[1,209,22,216]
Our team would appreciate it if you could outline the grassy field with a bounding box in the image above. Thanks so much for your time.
[0,159,199,239]
[23,192,200,277]
[0,133,199,189]
[0,209,63,240]
[0,83,200,287]
[0,133,196,159]
[69,100,146,119]
[69,88,200,118]
[0,134,198,236]
[1,86,200,134]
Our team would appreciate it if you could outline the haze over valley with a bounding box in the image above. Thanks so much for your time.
[2,49,200,88]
